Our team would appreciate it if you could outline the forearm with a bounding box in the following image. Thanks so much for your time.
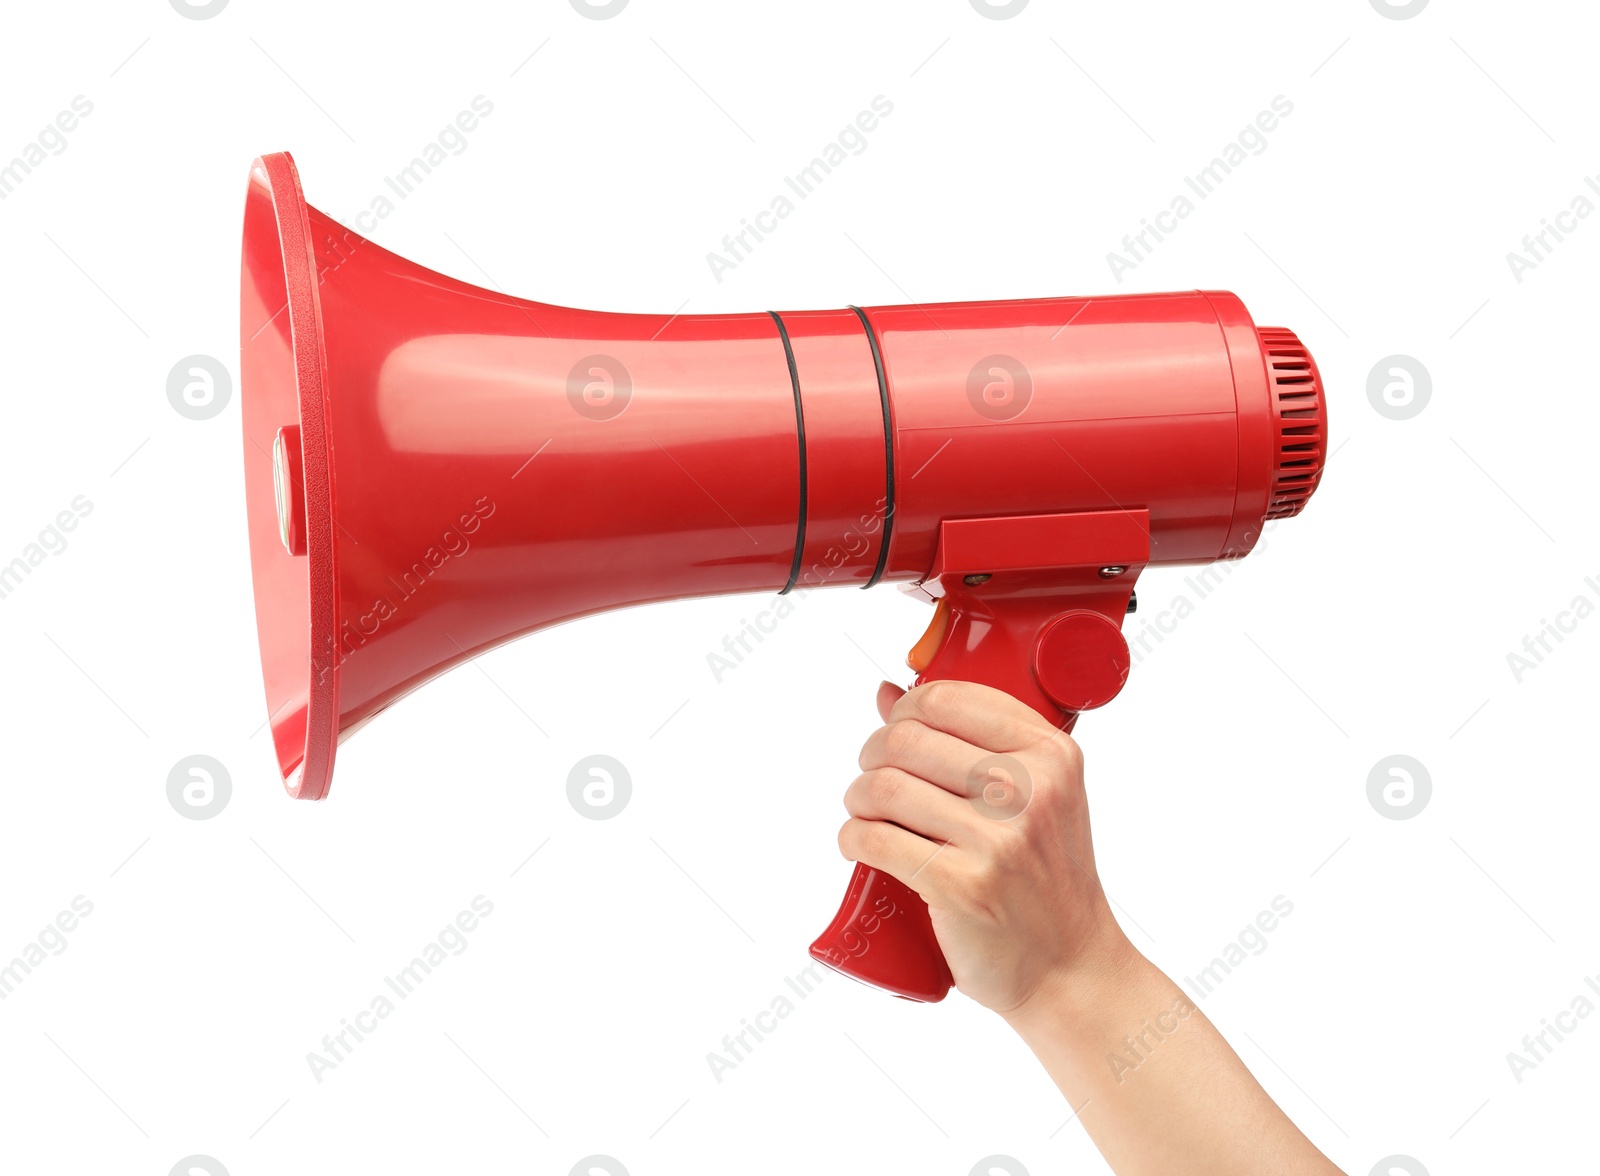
[1004,920,1344,1176]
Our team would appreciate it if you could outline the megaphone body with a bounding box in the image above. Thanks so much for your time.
[242,152,1326,1002]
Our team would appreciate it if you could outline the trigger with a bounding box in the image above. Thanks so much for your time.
[907,596,952,673]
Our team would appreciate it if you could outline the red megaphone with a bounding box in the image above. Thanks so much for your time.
[242,152,1325,1003]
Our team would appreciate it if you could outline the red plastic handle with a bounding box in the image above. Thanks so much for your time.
[809,559,1135,1002]
[809,864,952,1002]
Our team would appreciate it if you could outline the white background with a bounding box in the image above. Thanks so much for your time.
[1,1,1596,1173]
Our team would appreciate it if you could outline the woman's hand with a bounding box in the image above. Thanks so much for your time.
[838,678,1128,1015]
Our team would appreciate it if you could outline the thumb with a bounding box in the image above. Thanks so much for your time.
[875,680,906,724]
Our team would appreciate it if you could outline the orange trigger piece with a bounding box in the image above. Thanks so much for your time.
[907,596,952,673]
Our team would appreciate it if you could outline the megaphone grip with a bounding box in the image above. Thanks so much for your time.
[809,863,953,1002]
[810,550,1137,1003]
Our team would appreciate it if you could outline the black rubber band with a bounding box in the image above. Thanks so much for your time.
[849,305,895,589]
[769,311,808,595]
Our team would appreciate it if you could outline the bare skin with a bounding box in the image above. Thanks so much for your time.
[837,679,1345,1176]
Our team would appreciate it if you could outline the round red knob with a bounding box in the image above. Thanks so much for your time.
[1033,609,1130,712]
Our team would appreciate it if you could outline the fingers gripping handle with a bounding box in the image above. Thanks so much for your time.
[809,567,1136,1002]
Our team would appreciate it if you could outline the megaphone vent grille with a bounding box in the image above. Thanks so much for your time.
[1257,327,1326,521]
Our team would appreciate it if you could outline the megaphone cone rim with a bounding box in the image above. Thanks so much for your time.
[242,151,339,801]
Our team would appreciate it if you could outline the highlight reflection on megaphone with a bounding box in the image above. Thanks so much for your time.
[241,152,1325,1003]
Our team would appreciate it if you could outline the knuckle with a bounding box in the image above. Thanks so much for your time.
[1039,731,1083,779]
[865,768,905,809]
[839,818,886,861]
[883,719,927,763]
[962,858,1005,911]
[1062,733,1085,774]
[1018,819,1060,865]
[858,820,893,859]
[913,679,964,721]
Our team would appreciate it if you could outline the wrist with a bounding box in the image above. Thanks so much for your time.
[1002,905,1150,1038]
